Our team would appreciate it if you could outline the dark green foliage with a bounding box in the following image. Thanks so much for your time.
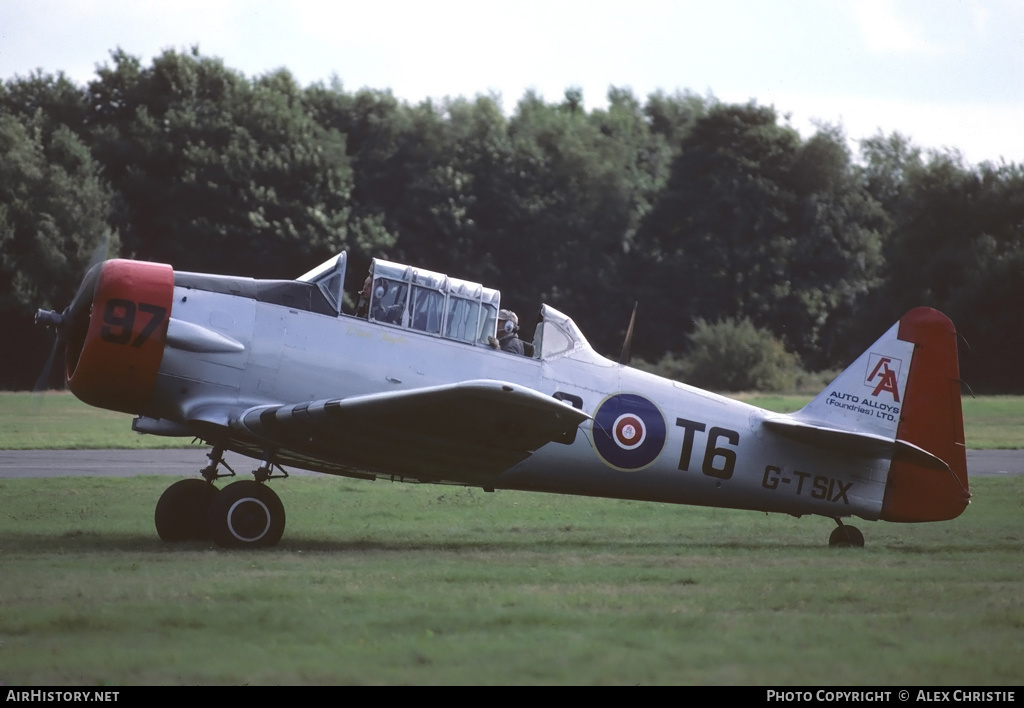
[651,318,799,392]
[633,104,886,364]
[859,142,1024,391]
[0,83,114,389]
[455,86,676,351]
[0,88,112,313]
[3,47,1024,391]
[86,49,369,278]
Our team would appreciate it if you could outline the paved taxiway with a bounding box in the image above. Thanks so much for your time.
[0,448,1018,478]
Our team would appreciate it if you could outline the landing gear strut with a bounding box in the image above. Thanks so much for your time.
[155,444,283,548]
[204,449,287,548]
[829,519,864,548]
[155,446,287,547]
[154,446,235,541]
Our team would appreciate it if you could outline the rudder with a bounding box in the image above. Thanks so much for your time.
[880,307,969,521]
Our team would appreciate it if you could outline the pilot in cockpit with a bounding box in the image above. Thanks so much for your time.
[356,274,402,324]
[493,309,526,355]
[355,275,374,318]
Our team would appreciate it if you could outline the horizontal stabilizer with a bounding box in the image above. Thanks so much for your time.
[761,417,951,471]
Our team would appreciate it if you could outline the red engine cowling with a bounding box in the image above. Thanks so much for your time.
[66,259,175,415]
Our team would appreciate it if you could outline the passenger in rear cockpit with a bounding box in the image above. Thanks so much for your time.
[356,275,402,324]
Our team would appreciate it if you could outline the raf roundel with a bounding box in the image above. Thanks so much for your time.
[593,394,667,470]
[613,413,646,450]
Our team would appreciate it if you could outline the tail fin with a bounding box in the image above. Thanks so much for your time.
[790,308,969,521]
[880,308,969,521]
[795,315,915,441]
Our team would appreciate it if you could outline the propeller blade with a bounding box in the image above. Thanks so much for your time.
[65,261,103,322]
[88,230,111,269]
[33,337,60,392]
[65,231,111,323]
[32,232,112,391]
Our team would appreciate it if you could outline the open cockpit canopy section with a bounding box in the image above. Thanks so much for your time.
[533,304,594,360]
[368,258,501,346]
[296,252,347,315]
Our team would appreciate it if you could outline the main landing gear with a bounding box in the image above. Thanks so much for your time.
[154,478,219,541]
[154,446,287,548]
[829,518,864,548]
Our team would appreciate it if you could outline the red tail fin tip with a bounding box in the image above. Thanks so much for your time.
[880,308,970,522]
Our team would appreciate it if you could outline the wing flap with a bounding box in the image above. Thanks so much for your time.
[235,380,589,484]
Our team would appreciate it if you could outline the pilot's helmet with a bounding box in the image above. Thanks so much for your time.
[498,309,518,333]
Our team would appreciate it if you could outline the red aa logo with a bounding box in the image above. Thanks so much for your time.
[866,354,901,401]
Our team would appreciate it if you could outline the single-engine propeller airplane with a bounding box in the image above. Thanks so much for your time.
[35,252,970,548]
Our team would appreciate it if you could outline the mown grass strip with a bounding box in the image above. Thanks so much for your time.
[0,392,190,449]
[0,474,1020,685]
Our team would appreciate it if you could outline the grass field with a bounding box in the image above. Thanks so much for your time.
[2,391,1023,449]
[2,391,1022,685]
[0,474,1021,685]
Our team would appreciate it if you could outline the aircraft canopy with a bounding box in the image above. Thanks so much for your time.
[369,258,501,346]
[297,252,593,361]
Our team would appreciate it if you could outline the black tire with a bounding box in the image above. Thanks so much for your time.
[155,479,217,541]
[829,525,865,548]
[207,480,285,549]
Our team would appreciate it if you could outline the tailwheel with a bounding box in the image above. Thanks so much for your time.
[207,480,286,549]
[155,478,218,541]
[829,523,865,548]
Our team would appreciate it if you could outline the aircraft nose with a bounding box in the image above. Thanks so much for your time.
[66,259,175,415]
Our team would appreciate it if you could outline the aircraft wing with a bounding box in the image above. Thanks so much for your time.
[233,380,590,484]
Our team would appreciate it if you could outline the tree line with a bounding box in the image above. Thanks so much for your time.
[3,47,1023,392]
